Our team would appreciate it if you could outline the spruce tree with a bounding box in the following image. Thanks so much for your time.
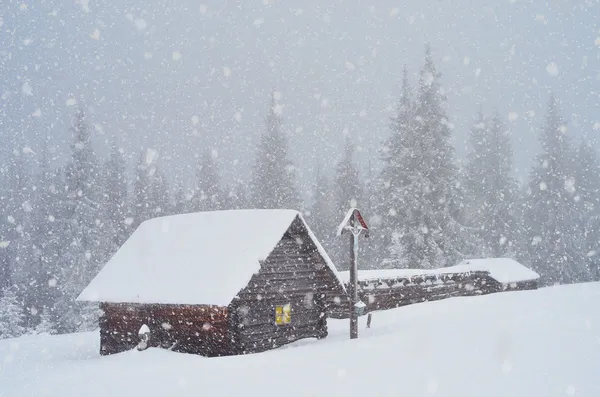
[0,286,25,339]
[574,139,600,280]
[146,161,171,218]
[464,111,517,257]
[380,48,470,269]
[522,95,587,285]
[334,135,363,217]
[54,108,104,333]
[131,149,170,226]
[132,150,152,230]
[189,150,224,212]
[332,136,363,270]
[309,166,336,254]
[103,139,130,250]
[25,137,63,329]
[250,94,301,210]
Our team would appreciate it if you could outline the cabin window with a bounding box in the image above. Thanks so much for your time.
[275,304,291,325]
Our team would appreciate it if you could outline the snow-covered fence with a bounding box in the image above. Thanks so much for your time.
[330,269,537,319]
[329,259,539,319]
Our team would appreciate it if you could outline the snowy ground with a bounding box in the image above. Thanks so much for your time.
[1,283,599,397]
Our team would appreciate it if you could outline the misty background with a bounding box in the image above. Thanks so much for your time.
[0,0,599,336]
[1,0,598,190]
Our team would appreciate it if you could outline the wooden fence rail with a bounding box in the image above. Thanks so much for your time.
[328,270,536,319]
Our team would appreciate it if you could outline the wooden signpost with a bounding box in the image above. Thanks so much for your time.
[337,208,369,339]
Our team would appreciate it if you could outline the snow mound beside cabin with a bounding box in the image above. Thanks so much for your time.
[2,282,600,397]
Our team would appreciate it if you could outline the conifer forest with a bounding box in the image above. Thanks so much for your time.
[1,1,598,339]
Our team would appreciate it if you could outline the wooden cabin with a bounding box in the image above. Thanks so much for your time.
[77,209,348,357]
[332,258,539,318]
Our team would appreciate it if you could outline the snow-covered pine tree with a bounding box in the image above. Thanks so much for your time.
[332,136,364,270]
[131,149,171,226]
[380,48,471,270]
[188,149,224,212]
[522,95,587,285]
[378,66,417,269]
[24,136,63,330]
[334,135,363,218]
[309,165,336,255]
[574,138,600,281]
[33,308,55,335]
[146,161,172,218]
[0,286,25,339]
[250,93,301,210]
[463,111,517,257]
[226,177,249,210]
[2,142,35,290]
[54,108,104,333]
[0,164,12,290]
[132,150,152,230]
[102,139,130,250]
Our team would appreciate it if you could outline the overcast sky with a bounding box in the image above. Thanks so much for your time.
[1,0,598,194]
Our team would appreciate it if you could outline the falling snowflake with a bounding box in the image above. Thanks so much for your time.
[21,82,33,96]
[546,62,559,76]
[508,112,519,122]
[90,29,100,40]
[66,98,77,107]
[145,148,158,165]
[172,51,182,61]
[135,18,147,31]
[223,66,232,77]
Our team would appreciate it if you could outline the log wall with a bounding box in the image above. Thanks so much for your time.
[228,216,343,354]
[99,303,230,357]
[331,270,539,319]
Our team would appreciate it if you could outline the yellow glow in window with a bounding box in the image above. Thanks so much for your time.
[275,304,291,325]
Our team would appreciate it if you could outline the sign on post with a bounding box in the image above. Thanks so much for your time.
[337,208,369,339]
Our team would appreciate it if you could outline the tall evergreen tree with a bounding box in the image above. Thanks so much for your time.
[146,161,171,218]
[334,135,363,217]
[250,94,301,210]
[380,48,471,269]
[574,139,600,280]
[189,150,224,212]
[2,144,35,289]
[24,136,62,329]
[463,111,517,257]
[309,165,336,254]
[131,149,170,227]
[132,150,152,230]
[0,286,25,339]
[522,95,587,285]
[332,136,364,270]
[54,108,103,333]
[102,139,130,250]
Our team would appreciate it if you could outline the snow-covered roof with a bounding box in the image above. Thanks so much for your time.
[77,209,343,306]
[336,208,369,237]
[452,258,540,284]
[338,258,539,285]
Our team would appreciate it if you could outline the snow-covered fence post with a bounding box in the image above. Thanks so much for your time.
[337,208,369,339]
[137,324,150,351]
